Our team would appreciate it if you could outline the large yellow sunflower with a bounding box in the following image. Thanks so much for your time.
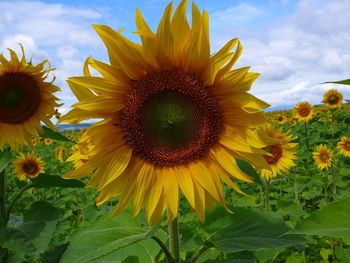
[313,144,333,170]
[60,0,270,224]
[13,152,45,181]
[293,101,313,122]
[337,136,350,157]
[256,124,298,179]
[322,89,343,108]
[0,45,60,151]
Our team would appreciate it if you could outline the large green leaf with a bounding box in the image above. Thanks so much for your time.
[204,207,304,253]
[0,149,15,172]
[0,227,36,259]
[323,78,350,85]
[41,126,73,142]
[18,201,61,255]
[289,198,350,238]
[31,173,85,188]
[60,211,161,263]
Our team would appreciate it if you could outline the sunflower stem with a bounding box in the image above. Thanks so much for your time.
[190,243,211,263]
[264,178,271,212]
[151,236,175,263]
[168,217,180,263]
[5,183,34,224]
[0,169,6,228]
[304,122,310,165]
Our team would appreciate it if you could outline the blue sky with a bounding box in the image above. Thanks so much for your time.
[0,0,349,117]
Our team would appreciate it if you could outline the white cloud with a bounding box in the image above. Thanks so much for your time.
[210,0,350,108]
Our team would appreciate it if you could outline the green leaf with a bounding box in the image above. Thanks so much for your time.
[60,211,161,263]
[41,126,73,142]
[122,256,139,263]
[289,198,350,238]
[254,248,284,263]
[205,207,304,253]
[335,247,350,262]
[31,173,85,188]
[41,243,68,263]
[18,201,61,255]
[236,159,261,185]
[323,78,350,85]
[0,149,15,172]
[0,227,36,258]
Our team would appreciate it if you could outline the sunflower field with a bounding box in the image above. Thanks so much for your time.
[1,1,350,263]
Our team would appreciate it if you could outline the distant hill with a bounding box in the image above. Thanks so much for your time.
[56,123,92,132]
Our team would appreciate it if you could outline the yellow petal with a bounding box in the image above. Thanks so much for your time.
[210,146,253,183]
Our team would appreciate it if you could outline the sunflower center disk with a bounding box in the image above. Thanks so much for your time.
[299,108,310,117]
[23,162,39,175]
[264,144,283,164]
[320,153,329,162]
[121,71,222,166]
[0,72,41,124]
[141,90,197,147]
[328,95,338,104]
[344,142,350,151]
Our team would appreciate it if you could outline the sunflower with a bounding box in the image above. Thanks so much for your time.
[60,0,270,224]
[256,124,298,179]
[294,101,313,122]
[337,136,350,157]
[55,145,67,162]
[275,114,288,124]
[67,138,94,168]
[0,45,60,151]
[313,144,333,170]
[322,89,343,108]
[44,138,53,145]
[13,152,45,181]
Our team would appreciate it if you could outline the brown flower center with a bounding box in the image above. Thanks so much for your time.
[121,70,222,166]
[328,95,339,105]
[264,144,283,164]
[299,107,310,117]
[22,161,39,176]
[0,72,41,124]
[320,153,329,162]
[343,142,350,151]
[278,116,284,122]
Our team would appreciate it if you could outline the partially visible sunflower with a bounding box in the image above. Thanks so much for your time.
[313,144,333,170]
[322,89,343,108]
[31,136,38,147]
[13,152,45,181]
[275,114,288,124]
[60,0,271,224]
[55,145,67,162]
[294,101,313,122]
[337,136,350,157]
[290,118,297,126]
[256,124,298,179]
[0,45,60,151]
[67,137,94,168]
[44,138,53,145]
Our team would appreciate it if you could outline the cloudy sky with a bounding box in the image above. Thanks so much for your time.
[0,0,349,116]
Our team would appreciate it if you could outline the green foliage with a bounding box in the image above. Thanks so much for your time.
[31,173,84,188]
[323,78,350,85]
[0,149,15,173]
[60,210,161,263]
[290,198,350,238]
[203,207,304,253]
[42,126,74,142]
[0,201,61,262]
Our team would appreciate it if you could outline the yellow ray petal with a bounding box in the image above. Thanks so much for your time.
[210,146,253,183]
